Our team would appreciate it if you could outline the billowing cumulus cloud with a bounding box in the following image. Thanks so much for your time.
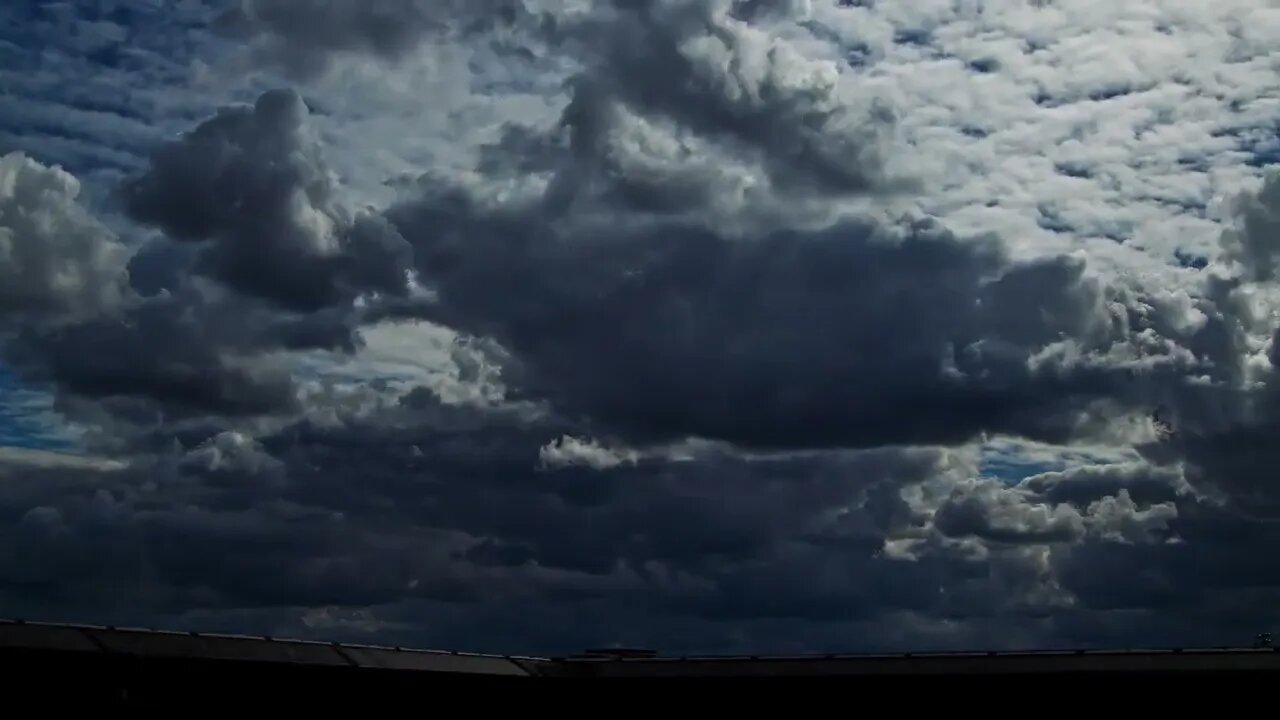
[375,9,1206,452]
[1134,173,1280,517]
[1,92,420,433]
[2,398,1276,654]
[0,152,129,326]
[563,0,902,197]
[393,189,1160,448]
[124,89,415,312]
[4,0,1280,656]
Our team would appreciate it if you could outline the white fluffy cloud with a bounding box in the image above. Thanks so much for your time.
[816,0,1280,272]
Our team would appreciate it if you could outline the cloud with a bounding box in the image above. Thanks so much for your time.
[7,0,1280,656]
[0,152,129,326]
[4,288,322,424]
[391,180,1195,450]
[1130,171,1280,516]
[181,430,284,479]
[561,0,903,197]
[0,90,436,448]
[1020,461,1189,508]
[2,397,1276,654]
[0,446,125,472]
[222,0,907,206]
[362,1,1254,457]
[932,474,1178,547]
[0,393,982,645]
[123,89,414,312]
[217,0,535,77]
[0,1,222,180]
[1221,173,1280,283]
[934,480,1086,545]
[0,105,421,433]
[538,435,638,470]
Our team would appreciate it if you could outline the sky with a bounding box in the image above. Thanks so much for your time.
[2,0,1280,656]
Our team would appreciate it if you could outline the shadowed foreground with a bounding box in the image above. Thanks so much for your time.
[3,619,1278,703]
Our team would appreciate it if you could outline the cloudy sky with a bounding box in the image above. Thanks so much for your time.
[2,0,1280,656]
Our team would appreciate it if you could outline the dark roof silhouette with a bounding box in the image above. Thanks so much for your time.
[4,617,1280,704]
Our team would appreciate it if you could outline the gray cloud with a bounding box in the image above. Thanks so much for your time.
[0,152,129,327]
[1222,174,1280,283]
[0,92,421,450]
[561,0,901,197]
[1049,492,1280,623]
[123,89,414,312]
[5,294,301,421]
[1133,172,1280,516]
[360,1,1224,454]
[1021,462,1188,508]
[391,182,1176,450]
[0,397,955,631]
[934,482,1086,545]
[7,0,1280,657]
[732,0,814,22]
[0,261,395,432]
[3,397,1277,654]
[225,0,903,200]
[933,469,1182,548]
[0,386,1062,652]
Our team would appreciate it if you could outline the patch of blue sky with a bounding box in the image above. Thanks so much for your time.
[979,453,1060,485]
[1212,113,1280,171]
[978,439,1142,486]
[1243,132,1280,170]
[0,364,80,452]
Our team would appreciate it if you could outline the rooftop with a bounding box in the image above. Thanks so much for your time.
[5,618,1280,680]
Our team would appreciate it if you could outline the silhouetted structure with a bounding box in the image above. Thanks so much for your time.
[3,619,1278,704]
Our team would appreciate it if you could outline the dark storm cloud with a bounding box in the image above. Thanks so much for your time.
[124,89,414,312]
[1,272,376,431]
[0,422,517,616]
[1050,492,1280,622]
[0,460,413,614]
[10,0,1280,658]
[2,89,424,443]
[264,402,1187,632]
[365,0,1210,453]
[0,395,963,632]
[278,426,943,581]
[7,400,1277,653]
[31,392,1174,652]
[1143,407,1280,517]
[0,147,320,426]
[390,185,1151,449]
[4,291,303,419]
